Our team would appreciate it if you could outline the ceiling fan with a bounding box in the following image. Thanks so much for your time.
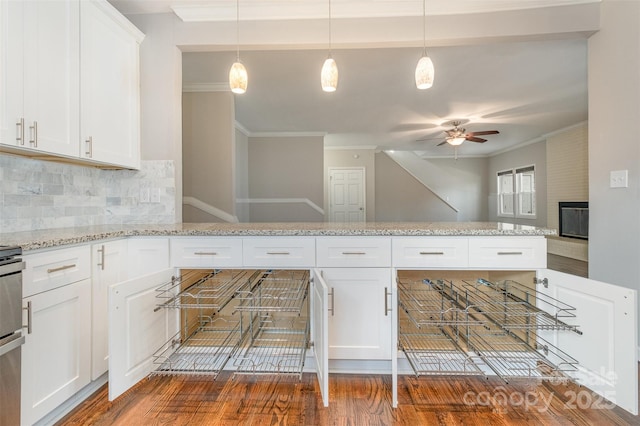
[418,120,500,146]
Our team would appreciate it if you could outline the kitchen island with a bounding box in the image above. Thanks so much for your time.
[4,222,637,424]
[0,221,556,251]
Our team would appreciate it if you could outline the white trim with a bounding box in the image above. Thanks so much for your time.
[250,131,326,138]
[489,136,545,157]
[182,83,229,92]
[236,197,325,216]
[324,145,378,150]
[235,121,251,137]
[172,0,600,22]
[543,120,588,139]
[183,196,239,223]
[383,151,460,213]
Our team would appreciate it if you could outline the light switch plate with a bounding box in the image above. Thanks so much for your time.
[610,170,628,188]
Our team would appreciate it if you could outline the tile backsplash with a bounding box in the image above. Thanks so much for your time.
[0,154,176,233]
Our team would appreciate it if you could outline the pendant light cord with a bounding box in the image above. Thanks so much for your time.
[236,0,240,61]
[422,0,426,55]
[328,0,332,56]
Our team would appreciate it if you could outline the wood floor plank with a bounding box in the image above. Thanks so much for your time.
[56,371,639,426]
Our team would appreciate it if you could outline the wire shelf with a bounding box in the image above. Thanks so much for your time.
[233,315,310,377]
[155,269,258,311]
[152,316,243,377]
[235,270,309,314]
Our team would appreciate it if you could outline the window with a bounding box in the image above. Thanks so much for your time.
[497,165,536,219]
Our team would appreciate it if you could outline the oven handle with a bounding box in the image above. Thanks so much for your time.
[0,335,25,357]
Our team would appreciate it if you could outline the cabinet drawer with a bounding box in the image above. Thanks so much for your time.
[243,237,315,268]
[468,237,547,269]
[170,238,242,268]
[316,237,391,267]
[23,245,91,297]
[392,237,468,268]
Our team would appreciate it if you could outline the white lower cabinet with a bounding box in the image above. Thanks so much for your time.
[21,279,92,426]
[91,240,127,380]
[320,268,392,360]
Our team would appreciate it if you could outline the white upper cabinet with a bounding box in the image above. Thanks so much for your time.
[22,0,80,157]
[80,0,144,168]
[0,0,143,169]
[1,0,79,156]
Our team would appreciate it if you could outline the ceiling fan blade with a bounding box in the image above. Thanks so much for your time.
[466,136,487,143]
[436,140,448,146]
[467,130,499,136]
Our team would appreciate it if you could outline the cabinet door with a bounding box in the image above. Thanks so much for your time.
[109,268,176,401]
[80,0,143,168]
[22,0,79,157]
[311,269,329,407]
[0,0,24,148]
[91,240,127,380]
[322,268,392,360]
[538,269,638,415]
[21,279,91,426]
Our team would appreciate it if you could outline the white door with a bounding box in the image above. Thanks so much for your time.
[322,268,392,359]
[329,168,365,223]
[109,268,176,401]
[23,0,79,156]
[22,279,92,426]
[0,0,24,148]
[91,240,127,380]
[80,0,141,168]
[312,269,329,407]
[538,269,638,415]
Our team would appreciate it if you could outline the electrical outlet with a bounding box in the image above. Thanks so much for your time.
[150,188,161,203]
[140,188,150,203]
[610,170,628,188]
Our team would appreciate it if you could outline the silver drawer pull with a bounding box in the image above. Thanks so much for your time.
[24,301,32,334]
[341,251,366,255]
[266,251,290,255]
[46,264,76,273]
[16,118,24,145]
[384,287,391,316]
[497,251,523,256]
[329,288,335,316]
[419,251,444,255]
[194,251,218,256]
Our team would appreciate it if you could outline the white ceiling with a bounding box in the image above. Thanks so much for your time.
[109,0,593,158]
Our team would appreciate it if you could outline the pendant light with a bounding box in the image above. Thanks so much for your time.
[415,0,434,90]
[229,0,247,94]
[321,0,338,92]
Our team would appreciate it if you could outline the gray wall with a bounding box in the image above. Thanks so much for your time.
[235,127,250,222]
[248,136,324,222]
[588,0,640,301]
[375,153,458,222]
[487,140,547,228]
[182,91,236,222]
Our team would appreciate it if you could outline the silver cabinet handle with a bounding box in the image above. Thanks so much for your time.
[194,251,218,256]
[85,136,92,157]
[329,287,335,316]
[266,251,290,255]
[29,121,38,147]
[97,245,105,270]
[497,251,523,256]
[16,118,24,145]
[419,251,444,255]
[384,287,391,316]
[341,251,366,255]
[24,301,32,334]
[46,264,76,274]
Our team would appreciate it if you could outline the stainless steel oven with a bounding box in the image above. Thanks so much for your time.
[0,245,24,426]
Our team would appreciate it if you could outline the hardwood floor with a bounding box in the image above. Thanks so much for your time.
[57,371,638,425]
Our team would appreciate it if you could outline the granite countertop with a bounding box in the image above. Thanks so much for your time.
[0,222,557,252]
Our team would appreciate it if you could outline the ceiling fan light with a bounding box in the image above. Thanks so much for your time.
[321,56,338,92]
[229,61,248,94]
[448,136,466,146]
[415,55,434,89]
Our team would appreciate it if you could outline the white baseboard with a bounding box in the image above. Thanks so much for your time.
[34,374,108,426]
